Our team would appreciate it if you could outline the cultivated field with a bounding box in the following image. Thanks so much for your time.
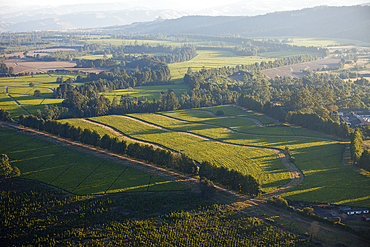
[3,58,109,75]
[0,74,76,119]
[83,105,370,207]
[0,127,184,195]
[102,84,191,102]
[262,57,341,79]
[169,50,273,79]
[89,114,290,193]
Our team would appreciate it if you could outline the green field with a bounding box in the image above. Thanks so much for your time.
[258,50,320,58]
[89,114,290,193]
[58,118,136,145]
[0,127,184,195]
[75,54,113,60]
[158,106,369,207]
[87,104,370,207]
[102,84,190,102]
[84,38,184,47]
[160,105,339,139]
[0,74,69,119]
[168,50,274,78]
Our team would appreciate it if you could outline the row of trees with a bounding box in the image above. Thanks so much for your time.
[199,161,261,197]
[237,94,352,138]
[17,113,261,196]
[18,114,199,176]
[0,62,14,76]
[349,128,370,171]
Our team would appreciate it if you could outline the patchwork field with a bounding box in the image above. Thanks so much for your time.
[0,127,184,195]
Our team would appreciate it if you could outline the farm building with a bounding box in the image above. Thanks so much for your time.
[339,112,370,127]
[341,208,369,215]
[338,108,370,117]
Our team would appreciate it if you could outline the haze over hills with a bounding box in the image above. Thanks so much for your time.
[0,1,369,33]
[104,6,370,43]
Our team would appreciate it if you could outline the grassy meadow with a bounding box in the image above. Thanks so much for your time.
[0,127,184,195]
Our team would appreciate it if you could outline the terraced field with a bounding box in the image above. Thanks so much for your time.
[0,127,184,195]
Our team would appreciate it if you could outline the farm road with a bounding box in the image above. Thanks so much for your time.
[1,121,368,246]
[5,86,30,115]
[89,114,304,196]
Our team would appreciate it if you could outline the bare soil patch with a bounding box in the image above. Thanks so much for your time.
[262,57,340,79]
[4,58,109,74]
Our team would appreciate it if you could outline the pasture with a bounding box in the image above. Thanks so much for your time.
[168,50,273,79]
[89,115,290,193]
[0,74,71,119]
[0,127,184,195]
[102,84,190,102]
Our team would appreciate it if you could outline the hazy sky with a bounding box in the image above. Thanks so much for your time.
[2,0,369,10]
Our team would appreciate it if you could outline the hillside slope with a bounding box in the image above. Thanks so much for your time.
[105,6,370,42]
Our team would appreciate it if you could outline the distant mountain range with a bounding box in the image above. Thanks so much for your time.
[103,5,370,42]
[0,3,369,43]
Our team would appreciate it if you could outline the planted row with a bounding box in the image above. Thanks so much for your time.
[18,114,198,176]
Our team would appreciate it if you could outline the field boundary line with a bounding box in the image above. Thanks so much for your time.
[84,118,179,153]
[71,160,106,193]
[5,86,30,115]
[23,149,69,179]
[50,153,89,184]
[105,166,129,194]
[156,112,340,141]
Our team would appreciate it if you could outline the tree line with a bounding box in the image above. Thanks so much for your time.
[199,161,261,197]
[237,94,352,139]
[18,114,199,176]
[16,113,262,196]
[350,128,370,171]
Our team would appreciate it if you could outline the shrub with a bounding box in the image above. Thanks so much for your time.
[215,110,224,116]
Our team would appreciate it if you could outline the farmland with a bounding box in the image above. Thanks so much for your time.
[262,57,341,79]
[81,105,370,208]
[89,114,290,193]
[0,126,184,195]
[169,50,274,78]
[102,84,191,102]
